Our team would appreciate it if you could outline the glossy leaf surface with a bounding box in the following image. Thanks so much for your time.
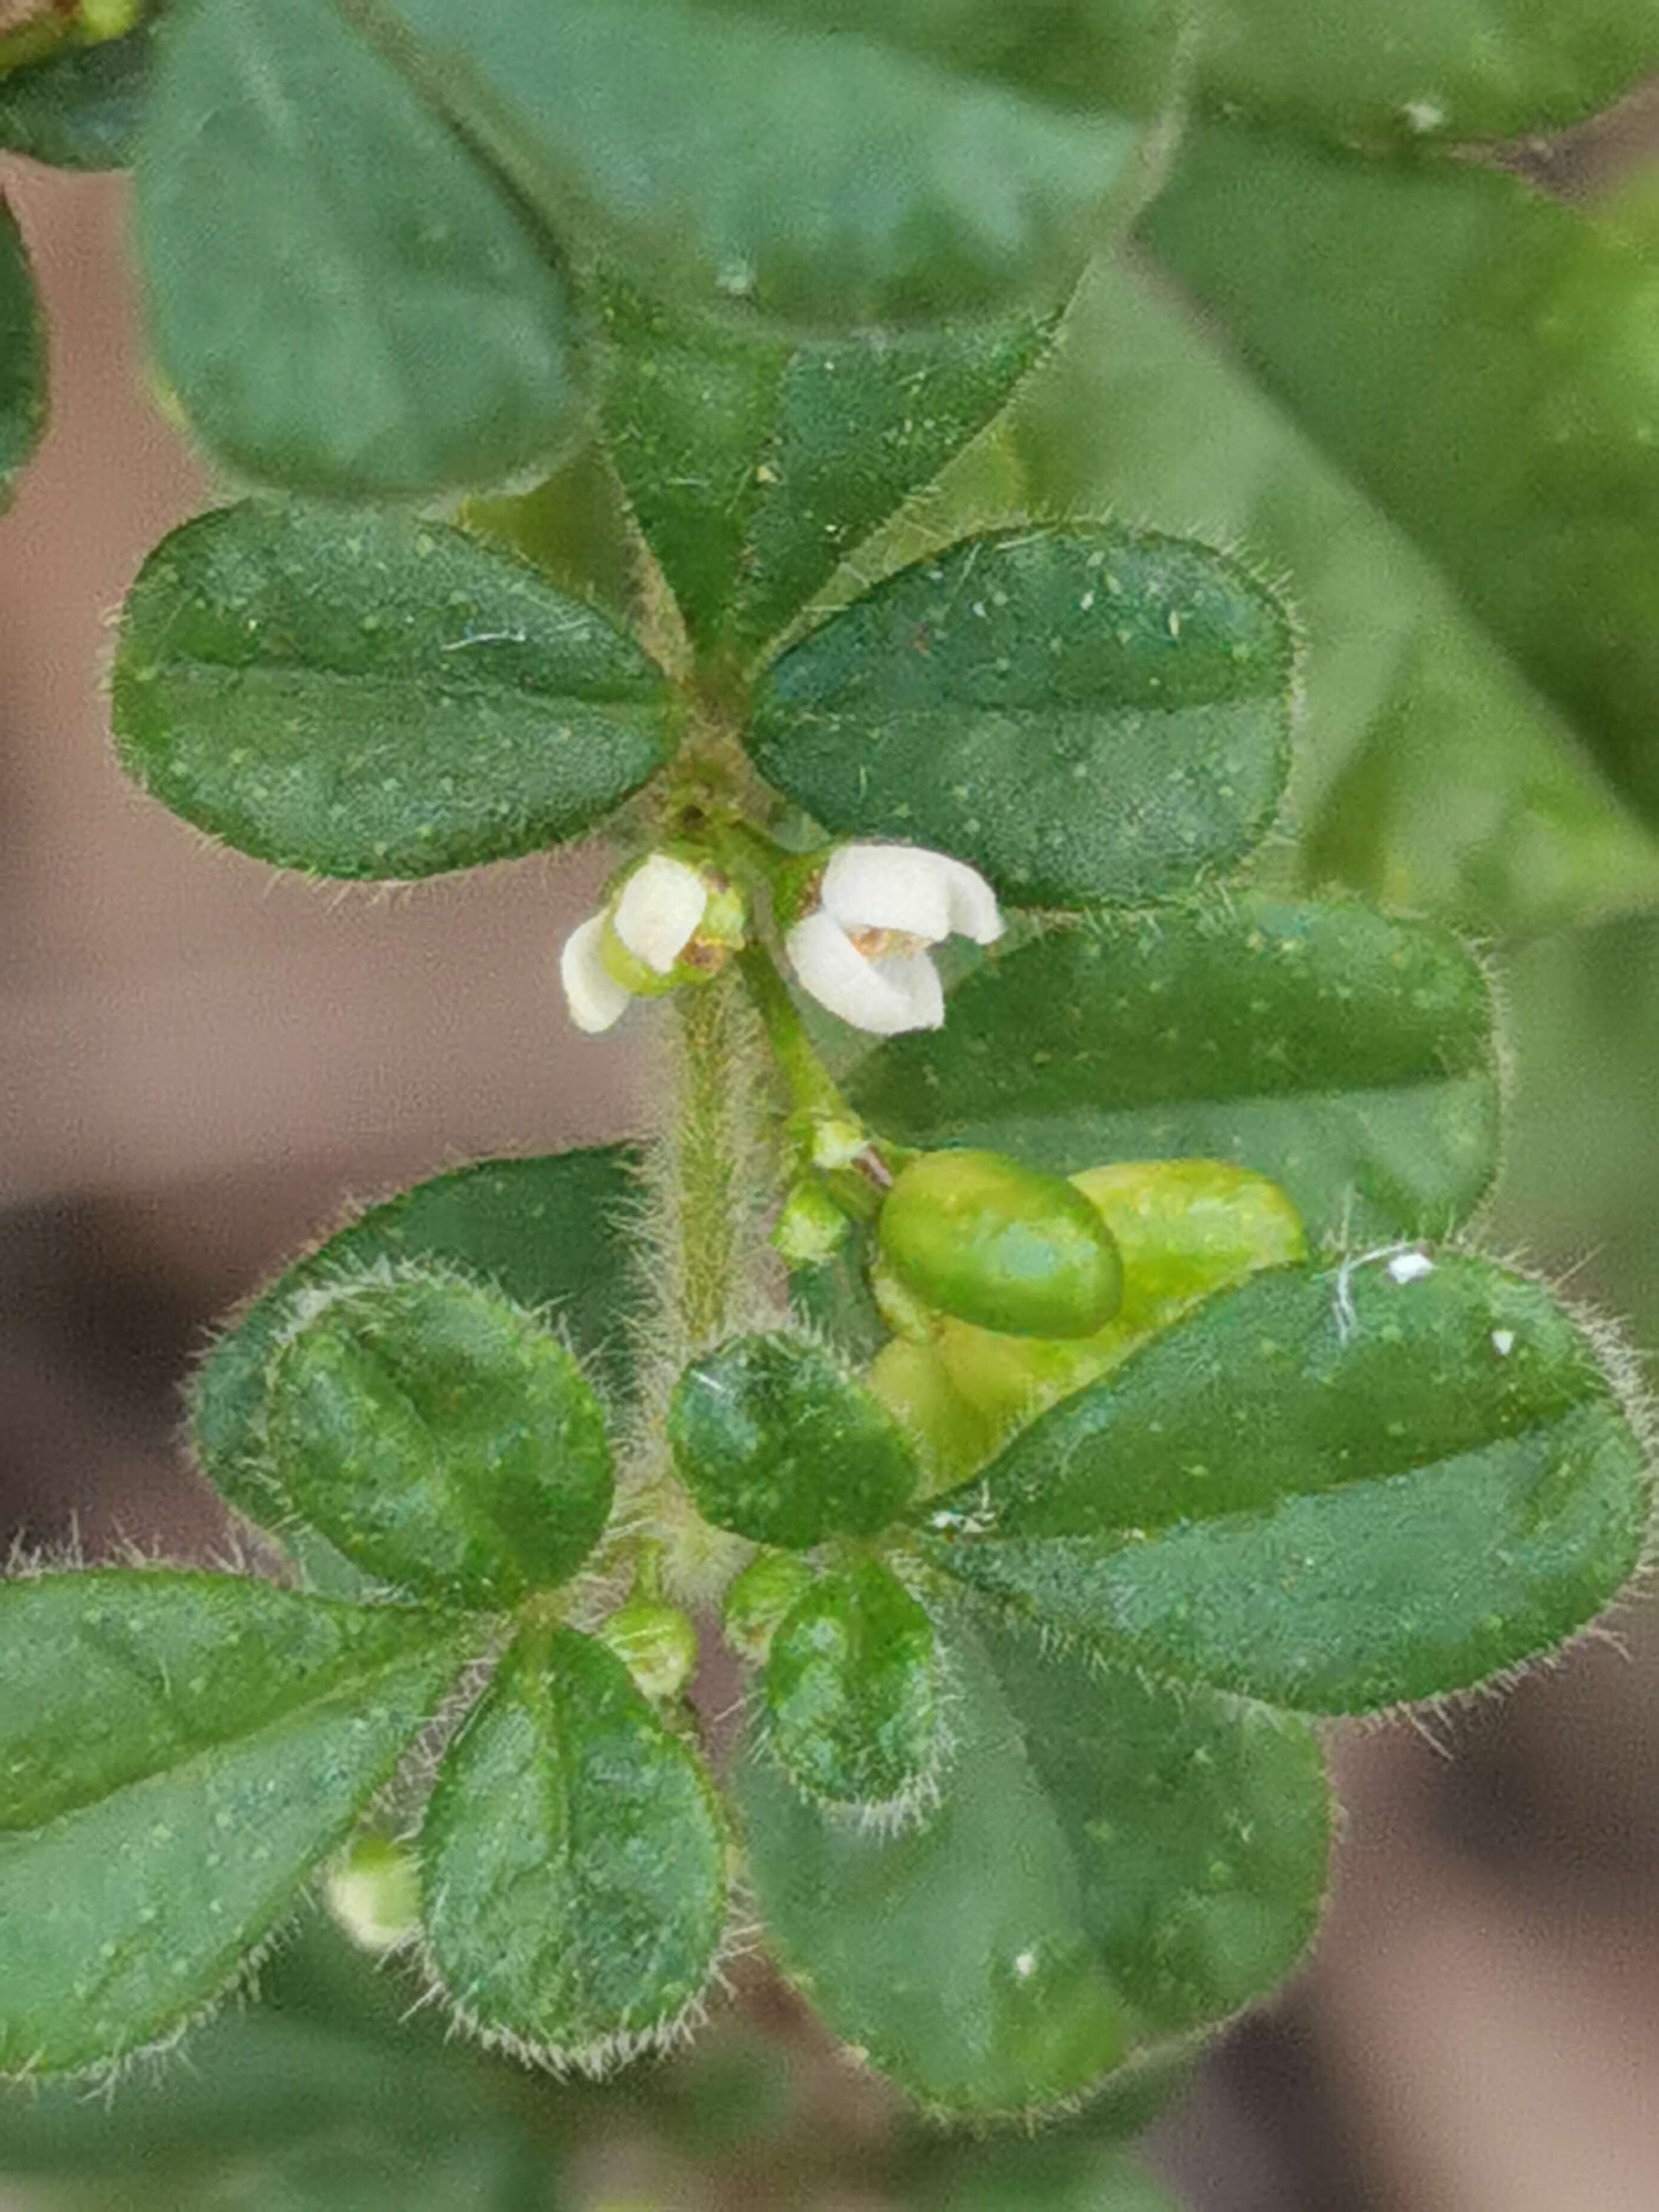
[113,502,671,879]
[135,0,584,492]
[851,894,1498,1242]
[739,1606,1327,2114]
[920,1254,1651,1711]
[669,1333,919,1548]
[761,1560,940,1807]
[265,1272,614,1610]
[0,1574,475,2076]
[421,1626,728,2065]
[192,1148,640,1544]
[750,523,1295,907]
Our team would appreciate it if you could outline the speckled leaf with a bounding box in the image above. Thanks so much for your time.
[1142,130,1659,833]
[264,1272,614,1611]
[112,502,671,879]
[134,0,584,493]
[0,18,157,169]
[1,199,45,504]
[600,278,1052,656]
[421,1625,728,2064]
[669,1333,919,1548]
[0,1573,477,2077]
[367,0,1179,328]
[193,1148,642,1552]
[850,894,1498,1242]
[748,524,1294,908]
[737,1606,1327,2116]
[762,1560,940,1808]
[1192,0,1659,145]
[919,1254,1651,1712]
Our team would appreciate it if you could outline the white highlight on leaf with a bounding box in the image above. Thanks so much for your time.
[1013,1949,1037,1980]
[786,842,1003,1037]
[559,914,630,1034]
[614,853,708,975]
[1492,1329,1516,1358]
[1387,1250,1436,1285]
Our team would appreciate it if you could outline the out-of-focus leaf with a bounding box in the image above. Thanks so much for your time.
[1,199,45,503]
[0,17,158,168]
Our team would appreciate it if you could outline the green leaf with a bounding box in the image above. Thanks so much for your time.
[668,1333,919,1548]
[1013,258,1659,943]
[761,1559,941,1808]
[914,2140,1181,2212]
[850,893,1498,1243]
[1,198,45,504]
[0,1573,477,2077]
[460,443,648,638]
[421,1624,728,2065]
[112,501,672,880]
[363,0,1179,327]
[0,18,156,169]
[748,523,1294,908]
[264,1270,615,1611]
[600,278,1052,657]
[919,1253,1651,1712]
[134,0,585,494]
[788,1229,887,1366]
[1141,129,1659,833]
[192,1148,640,1545]
[1192,0,1659,146]
[737,1605,1327,2116]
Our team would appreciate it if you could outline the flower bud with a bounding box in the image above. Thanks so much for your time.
[597,1598,700,1703]
[770,1178,850,1267]
[877,1148,1122,1339]
[326,1834,421,1953]
[722,1552,815,1664]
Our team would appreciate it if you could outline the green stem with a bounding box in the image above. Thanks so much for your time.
[673,978,746,1349]
[736,943,856,1133]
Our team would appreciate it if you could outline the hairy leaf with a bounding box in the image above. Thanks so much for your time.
[749,523,1294,907]
[192,1148,640,1547]
[364,0,1179,327]
[1,199,44,504]
[1193,0,1659,145]
[761,1560,940,1806]
[601,278,1051,655]
[669,1333,919,1547]
[113,502,671,878]
[919,1253,1651,1711]
[739,1606,1327,2115]
[421,1626,728,2063]
[0,17,157,168]
[264,1272,614,1610]
[134,0,584,492]
[0,1574,476,2076]
[1143,129,1659,831]
[851,894,1498,1242]
[1014,258,1659,943]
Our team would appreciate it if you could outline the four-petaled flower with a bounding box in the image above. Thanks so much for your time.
[785,843,1002,1036]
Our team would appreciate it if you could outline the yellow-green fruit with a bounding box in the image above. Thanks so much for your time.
[877,1148,1124,1339]
[866,1336,998,1489]
[936,1159,1307,1432]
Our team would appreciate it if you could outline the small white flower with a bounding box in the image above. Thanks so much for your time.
[559,853,730,1034]
[786,842,1003,1037]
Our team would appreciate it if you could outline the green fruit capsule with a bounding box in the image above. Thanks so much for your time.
[865,1336,999,1489]
[877,1149,1123,1339]
[762,1558,940,1809]
[936,1159,1307,1432]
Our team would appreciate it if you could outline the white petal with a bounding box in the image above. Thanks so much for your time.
[933,853,1004,945]
[819,842,951,944]
[613,853,708,975]
[560,914,632,1033]
[786,912,945,1036]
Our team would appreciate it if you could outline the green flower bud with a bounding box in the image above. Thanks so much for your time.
[866,1335,998,1488]
[722,1551,815,1664]
[596,1598,700,1703]
[877,1148,1123,1339]
[326,1834,421,1953]
[770,1178,850,1267]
